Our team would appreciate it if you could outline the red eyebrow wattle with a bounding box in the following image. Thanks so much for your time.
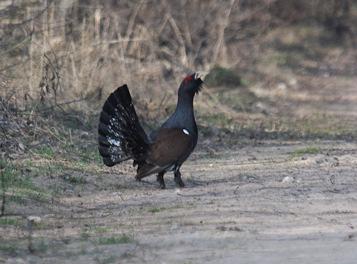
[184,75,193,83]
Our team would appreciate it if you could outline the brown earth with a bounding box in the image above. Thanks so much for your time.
[1,140,357,264]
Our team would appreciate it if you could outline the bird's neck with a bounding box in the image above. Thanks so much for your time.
[173,93,197,134]
[176,93,194,111]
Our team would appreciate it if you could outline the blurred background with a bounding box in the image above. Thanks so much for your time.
[1,0,357,152]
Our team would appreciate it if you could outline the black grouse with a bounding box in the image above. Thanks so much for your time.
[98,73,203,188]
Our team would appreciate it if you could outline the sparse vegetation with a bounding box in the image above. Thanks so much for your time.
[97,235,134,245]
[205,66,242,87]
[31,239,49,253]
[0,242,18,255]
[95,255,117,264]
[95,226,112,234]
[80,232,91,241]
[148,207,165,213]
[0,217,21,226]
[63,175,87,185]
[33,146,55,159]
[0,159,51,213]
[290,147,321,158]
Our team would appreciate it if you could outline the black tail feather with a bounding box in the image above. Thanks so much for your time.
[98,85,149,166]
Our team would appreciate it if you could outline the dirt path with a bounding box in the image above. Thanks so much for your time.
[2,140,357,264]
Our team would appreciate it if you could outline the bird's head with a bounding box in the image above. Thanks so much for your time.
[179,73,203,96]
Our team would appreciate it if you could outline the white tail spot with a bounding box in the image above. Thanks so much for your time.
[183,129,189,135]
[107,137,120,146]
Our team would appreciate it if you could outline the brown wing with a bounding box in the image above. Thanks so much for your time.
[135,128,194,179]
[147,128,194,167]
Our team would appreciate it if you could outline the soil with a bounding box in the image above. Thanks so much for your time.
[1,140,357,264]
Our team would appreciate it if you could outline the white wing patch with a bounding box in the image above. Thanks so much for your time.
[182,129,190,135]
[107,137,121,146]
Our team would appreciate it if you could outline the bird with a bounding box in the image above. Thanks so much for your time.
[98,73,203,189]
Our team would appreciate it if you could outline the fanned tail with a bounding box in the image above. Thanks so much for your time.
[98,85,149,166]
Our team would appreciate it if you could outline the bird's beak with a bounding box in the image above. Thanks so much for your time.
[194,73,203,94]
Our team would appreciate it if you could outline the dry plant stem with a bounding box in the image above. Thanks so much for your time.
[166,14,189,67]
[123,0,145,53]
[69,129,73,145]
[213,0,237,65]
[0,165,6,216]
[27,218,34,253]
[181,7,193,50]
[9,0,54,28]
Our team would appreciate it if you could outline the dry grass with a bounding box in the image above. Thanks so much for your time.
[1,0,353,108]
[0,0,356,144]
[1,0,253,110]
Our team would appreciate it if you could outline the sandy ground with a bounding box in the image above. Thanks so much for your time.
[2,140,357,264]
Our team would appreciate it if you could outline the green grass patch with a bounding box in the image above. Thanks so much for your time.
[217,89,258,112]
[1,159,33,190]
[63,143,102,165]
[80,232,90,241]
[31,239,49,253]
[95,226,111,234]
[0,242,18,255]
[148,207,165,213]
[29,220,49,230]
[1,159,17,184]
[290,147,321,158]
[63,175,87,185]
[199,113,233,129]
[7,187,51,204]
[34,146,55,159]
[0,217,21,226]
[24,160,54,175]
[95,255,117,264]
[205,66,242,87]
[1,159,51,204]
[78,148,102,165]
[97,234,133,245]
[148,205,184,214]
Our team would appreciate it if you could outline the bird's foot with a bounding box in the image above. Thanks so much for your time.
[157,173,166,189]
[174,176,185,188]
[174,170,185,188]
[135,175,142,182]
[159,182,166,189]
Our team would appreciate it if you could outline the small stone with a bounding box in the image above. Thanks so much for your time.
[282,176,294,184]
[18,142,25,151]
[27,216,41,223]
[229,226,243,232]
[217,226,227,231]
[277,82,287,91]
[288,78,297,86]
[248,156,257,161]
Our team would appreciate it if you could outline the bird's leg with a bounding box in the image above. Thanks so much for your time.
[135,163,152,181]
[135,173,145,181]
[157,172,166,189]
[174,168,185,188]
